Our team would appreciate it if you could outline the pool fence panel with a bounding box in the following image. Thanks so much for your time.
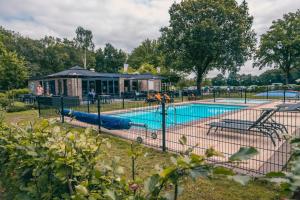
[37,92,300,176]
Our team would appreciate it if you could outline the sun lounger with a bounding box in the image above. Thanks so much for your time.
[206,107,285,146]
[221,107,288,135]
[207,121,278,146]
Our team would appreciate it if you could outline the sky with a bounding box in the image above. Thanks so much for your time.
[0,0,299,77]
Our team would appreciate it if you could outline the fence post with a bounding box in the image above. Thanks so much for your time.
[283,86,286,103]
[244,89,247,104]
[97,95,101,133]
[37,96,41,118]
[213,89,216,102]
[87,96,90,113]
[122,94,125,109]
[161,96,166,152]
[266,86,269,100]
[60,96,64,123]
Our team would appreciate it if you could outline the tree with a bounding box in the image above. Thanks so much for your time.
[227,72,240,86]
[211,74,226,86]
[257,69,285,85]
[128,39,162,69]
[97,43,127,73]
[160,0,256,90]
[254,10,300,84]
[137,63,157,74]
[74,26,95,69]
[0,41,28,90]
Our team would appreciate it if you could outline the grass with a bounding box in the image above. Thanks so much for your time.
[3,109,38,124]
[2,109,285,200]
[95,134,283,200]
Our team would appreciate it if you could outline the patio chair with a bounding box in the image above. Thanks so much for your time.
[221,107,288,135]
[206,108,281,146]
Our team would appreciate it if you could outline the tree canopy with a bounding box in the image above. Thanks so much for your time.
[95,43,127,73]
[254,10,300,84]
[0,40,28,90]
[127,39,162,69]
[160,0,256,90]
[74,26,95,68]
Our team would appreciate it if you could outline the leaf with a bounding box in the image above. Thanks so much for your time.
[144,174,160,194]
[266,171,286,178]
[179,135,187,145]
[213,166,235,176]
[291,138,300,144]
[229,175,251,186]
[105,190,116,200]
[190,153,204,164]
[160,167,175,178]
[229,147,258,161]
[189,167,210,180]
[205,147,223,158]
[75,185,89,196]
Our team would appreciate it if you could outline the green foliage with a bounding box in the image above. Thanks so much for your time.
[6,103,34,113]
[229,147,259,162]
[128,39,163,69]
[138,63,157,74]
[0,40,28,90]
[74,26,95,68]
[95,43,127,73]
[0,93,9,110]
[0,120,259,200]
[160,0,256,89]
[254,9,300,84]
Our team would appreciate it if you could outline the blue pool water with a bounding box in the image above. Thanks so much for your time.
[256,90,299,98]
[116,104,245,130]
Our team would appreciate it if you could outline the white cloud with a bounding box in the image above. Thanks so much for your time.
[0,0,299,76]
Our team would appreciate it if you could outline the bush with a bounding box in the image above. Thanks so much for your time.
[0,119,260,200]
[6,88,30,99]
[0,93,9,110]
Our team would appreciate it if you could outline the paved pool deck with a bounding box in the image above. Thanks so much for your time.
[64,99,300,175]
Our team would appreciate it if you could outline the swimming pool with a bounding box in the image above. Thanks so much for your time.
[256,90,299,98]
[214,98,271,104]
[115,103,245,130]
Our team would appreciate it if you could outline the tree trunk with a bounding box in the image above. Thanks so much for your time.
[196,70,204,92]
[285,69,290,85]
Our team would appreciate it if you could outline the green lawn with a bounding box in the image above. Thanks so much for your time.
[1,110,285,200]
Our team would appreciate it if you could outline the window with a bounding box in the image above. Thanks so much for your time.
[124,80,130,92]
[82,80,88,96]
[114,80,119,94]
[58,80,62,95]
[49,80,56,95]
[108,80,114,94]
[102,80,108,94]
[89,81,95,91]
[132,80,138,92]
[63,80,68,96]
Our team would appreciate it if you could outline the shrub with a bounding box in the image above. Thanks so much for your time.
[0,93,9,110]
[0,119,258,200]
[6,88,30,99]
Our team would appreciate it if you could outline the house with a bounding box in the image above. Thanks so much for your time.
[28,66,163,99]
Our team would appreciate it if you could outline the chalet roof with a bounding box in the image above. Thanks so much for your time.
[36,66,163,80]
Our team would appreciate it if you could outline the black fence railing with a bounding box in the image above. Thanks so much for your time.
[37,94,300,175]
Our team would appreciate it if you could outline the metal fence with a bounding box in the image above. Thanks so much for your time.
[37,94,300,176]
